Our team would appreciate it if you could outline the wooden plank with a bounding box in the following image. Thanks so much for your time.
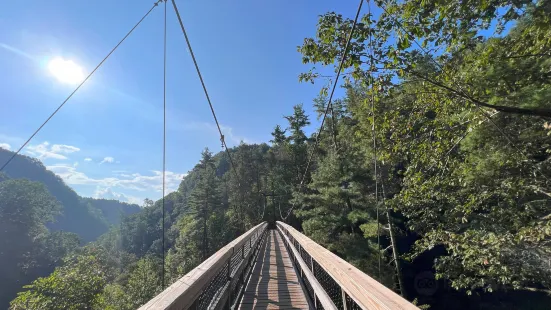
[240,303,307,310]
[139,222,267,310]
[238,230,312,310]
[277,221,418,310]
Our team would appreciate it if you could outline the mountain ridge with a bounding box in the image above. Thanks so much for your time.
[0,148,140,242]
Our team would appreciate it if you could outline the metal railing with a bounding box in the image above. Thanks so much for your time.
[276,223,337,310]
[139,222,268,310]
[276,221,418,310]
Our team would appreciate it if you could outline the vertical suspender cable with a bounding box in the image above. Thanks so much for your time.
[281,0,364,222]
[298,0,364,188]
[161,0,167,289]
[366,0,381,282]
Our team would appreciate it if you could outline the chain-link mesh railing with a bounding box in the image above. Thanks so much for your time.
[192,226,268,310]
[277,222,362,310]
[139,222,268,310]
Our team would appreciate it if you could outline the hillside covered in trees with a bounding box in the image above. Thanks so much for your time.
[4,0,551,309]
[0,149,140,308]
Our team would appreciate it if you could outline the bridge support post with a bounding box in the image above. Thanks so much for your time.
[226,252,232,310]
[341,288,348,310]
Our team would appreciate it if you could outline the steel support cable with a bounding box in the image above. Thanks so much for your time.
[377,2,549,183]
[0,0,164,172]
[281,0,365,222]
[379,166,405,296]
[365,0,382,282]
[260,199,266,220]
[170,0,240,184]
[278,200,286,221]
[161,0,167,290]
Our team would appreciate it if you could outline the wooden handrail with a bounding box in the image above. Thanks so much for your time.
[139,222,268,310]
[276,225,337,310]
[277,221,418,310]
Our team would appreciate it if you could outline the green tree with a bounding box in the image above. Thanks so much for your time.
[190,148,223,260]
[270,125,287,145]
[0,179,63,308]
[297,0,551,300]
[125,257,161,308]
[10,250,110,310]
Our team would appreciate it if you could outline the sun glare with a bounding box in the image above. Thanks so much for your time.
[47,57,85,85]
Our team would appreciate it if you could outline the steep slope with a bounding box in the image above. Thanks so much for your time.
[83,197,141,225]
[0,149,139,242]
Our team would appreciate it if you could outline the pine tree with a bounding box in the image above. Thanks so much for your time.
[190,148,222,260]
[270,125,287,145]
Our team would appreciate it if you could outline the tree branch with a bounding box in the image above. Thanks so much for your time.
[502,53,551,59]
[402,68,551,118]
[370,56,551,118]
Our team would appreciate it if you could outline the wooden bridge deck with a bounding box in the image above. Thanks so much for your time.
[239,230,312,310]
[139,222,417,310]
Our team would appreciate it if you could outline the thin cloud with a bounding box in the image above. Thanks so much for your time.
[47,164,186,193]
[99,156,115,164]
[25,141,80,160]
[93,187,143,205]
[84,157,92,162]
[52,144,80,154]
[0,43,35,61]
[0,143,10,150]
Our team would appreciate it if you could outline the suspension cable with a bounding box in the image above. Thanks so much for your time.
[278,200,286,221]
[366,0,382,282]
[0,0,164,172]
[161,0,167,290]
[299,0,364,188]
[260,199,266,221]
[170,0,240,184]
[281,0,364,222]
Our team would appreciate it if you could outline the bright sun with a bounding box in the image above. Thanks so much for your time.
[47,57,85,85]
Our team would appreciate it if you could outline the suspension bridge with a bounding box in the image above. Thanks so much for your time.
[1,0,421,308]
[139,222,416,310]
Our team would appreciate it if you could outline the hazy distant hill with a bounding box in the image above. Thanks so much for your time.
[0,148,140,242]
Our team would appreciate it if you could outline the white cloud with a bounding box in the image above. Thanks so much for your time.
[99,156,115,164]
[73,162,79,167]
[127,196,144,205]
[93,187,143,205]
[25,141,80,160]
[51,144,80,154]
[47,164,186,193]
[84,157,92,162]
[0,143,10,150]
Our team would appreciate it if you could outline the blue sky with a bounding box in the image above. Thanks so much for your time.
[0,0,366,205]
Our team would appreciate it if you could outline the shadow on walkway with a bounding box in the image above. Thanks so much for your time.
[239,230,311,310]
